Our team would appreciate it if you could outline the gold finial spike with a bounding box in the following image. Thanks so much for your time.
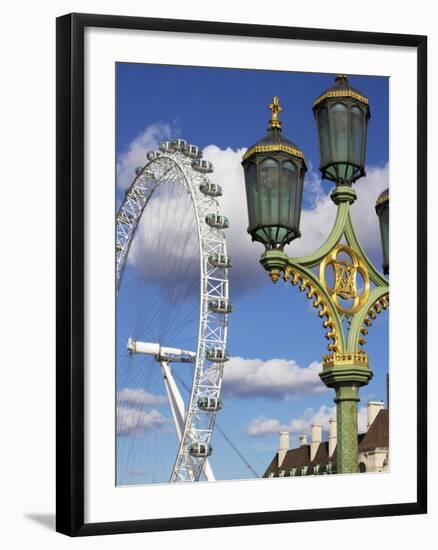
[268,96,282,130]
[269,269,280,283]
[335,74,349,84]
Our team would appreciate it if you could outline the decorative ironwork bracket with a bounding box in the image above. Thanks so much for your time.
[260,187,389,356]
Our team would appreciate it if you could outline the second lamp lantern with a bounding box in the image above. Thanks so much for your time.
[313,75,370,186]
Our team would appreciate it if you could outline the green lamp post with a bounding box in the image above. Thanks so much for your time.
[242,77,389,474]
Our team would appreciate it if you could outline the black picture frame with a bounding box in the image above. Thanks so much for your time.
[56,12,427,537]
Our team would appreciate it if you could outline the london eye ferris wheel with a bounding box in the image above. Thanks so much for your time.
[116,139,231,484]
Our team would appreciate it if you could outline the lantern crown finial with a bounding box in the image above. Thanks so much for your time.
[268,96,283,130]
[313,75,369,108]
[335,74,349,84]
[242,95,306,164]
[376,188,389,207]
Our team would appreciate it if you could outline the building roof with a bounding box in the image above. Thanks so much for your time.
[359,409,389,452]
[264,441,334,477]
[263,409,389,478]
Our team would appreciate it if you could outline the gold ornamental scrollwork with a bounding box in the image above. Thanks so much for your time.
[358,293,389,347]
[241,143,305,161]
[283,265,341,353]
[319,244,370,315]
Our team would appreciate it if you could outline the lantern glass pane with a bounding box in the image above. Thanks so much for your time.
[260,158,279,226]
[350,106,363,165]
[276,227,289,243]
[255,226,285,246]
[332,103,349,163]
[326,165,337,179]
[294,168,304,228]
[318,107,330,166]
[245,162,259,228]
[280,160,296,226]
[339,163,354,181]
[379,206,389,270]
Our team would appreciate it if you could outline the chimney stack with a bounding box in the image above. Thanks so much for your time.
[299,435,308,446]
[328,417,337,457]
[278,431,289,468]
[367,400,384,429]
[310,423,322,461]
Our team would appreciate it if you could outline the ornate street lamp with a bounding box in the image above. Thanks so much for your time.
[242,77,389,475]
[375,188,389,275]
[241,96,307,250]
[313,75,370,186]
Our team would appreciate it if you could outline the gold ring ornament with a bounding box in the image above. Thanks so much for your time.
[319,244,370,315]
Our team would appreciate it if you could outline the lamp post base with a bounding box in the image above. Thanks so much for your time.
[320,357,373,474]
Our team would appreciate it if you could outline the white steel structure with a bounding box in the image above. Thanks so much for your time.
[116,139,230,483]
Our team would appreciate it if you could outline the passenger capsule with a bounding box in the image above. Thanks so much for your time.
[205,214,229,229]
[208,298,232,314]
[206,347,229,362]
[188,443,212,458]
[146,151,161,161]
[159,141,175,154]
[197,397,223,412]
[135,166,143,176]
[183,143,202,159]
[171,139,187,152]
[208,254,231,268]
[192,159,214,173]
[199,182,223,197]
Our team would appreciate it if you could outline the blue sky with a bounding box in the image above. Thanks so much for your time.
[116,63,389,485]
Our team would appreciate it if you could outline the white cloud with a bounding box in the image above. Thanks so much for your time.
[116,122,178,190]
[284,163,389,261]
[247,417,283,437]
[117,406,168,436]
[350,164,389,259]
[126,186,199,293]
[117,388,167,408]
[247,405,334,437]
[117,126,388,296]
[246,405,369,440]
[204,145,388,292]
[222,356,328,399]
[116,388,169,436]
[203,145,267,294]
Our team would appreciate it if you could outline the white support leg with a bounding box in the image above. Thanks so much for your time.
[128,339,215,482]
[203,456,215,481]
[159,361,186,442]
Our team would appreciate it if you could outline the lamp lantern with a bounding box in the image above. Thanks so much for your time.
[313,75,370,186]
[241,97,307,250]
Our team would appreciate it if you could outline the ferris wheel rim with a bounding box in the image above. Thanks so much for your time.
[115,144,230,483]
